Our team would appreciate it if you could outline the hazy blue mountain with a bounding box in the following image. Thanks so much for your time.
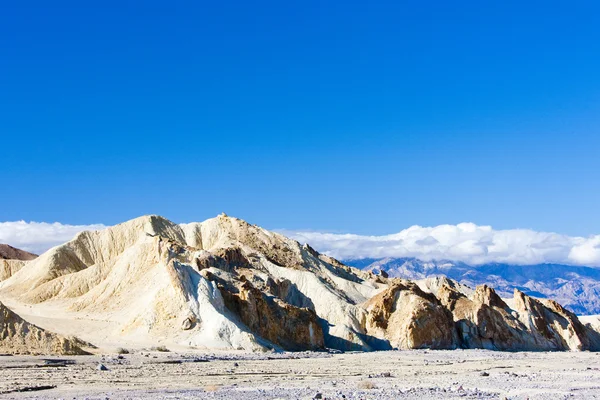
[343,257,600,315]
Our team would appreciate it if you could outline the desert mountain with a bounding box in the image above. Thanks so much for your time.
[0,301,88,355]
[0,214,599,353]
[0,244,38,261]
[348,257,600,315]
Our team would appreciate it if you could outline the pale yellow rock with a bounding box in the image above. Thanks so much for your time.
[0,301,88,355]
[363,280,457,350]
[0,259,26,282]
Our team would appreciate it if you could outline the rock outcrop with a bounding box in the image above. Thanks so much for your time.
[217,276,324,351]
[363,280,457,349]
[0,214,598,353]
[434,282,600,351]
[0,301,89,355]
[353,257,600,315]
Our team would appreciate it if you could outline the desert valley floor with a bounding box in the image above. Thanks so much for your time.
[2,349,600,399]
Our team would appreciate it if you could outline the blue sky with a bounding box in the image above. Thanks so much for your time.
[2,1,600,236]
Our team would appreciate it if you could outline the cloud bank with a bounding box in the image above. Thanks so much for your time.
[2,220,599,267]
[283,223,600,267]
[0,221,106,255]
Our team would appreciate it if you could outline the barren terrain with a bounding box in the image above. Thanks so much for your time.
[3,216,600,399]
[2,349,600,399]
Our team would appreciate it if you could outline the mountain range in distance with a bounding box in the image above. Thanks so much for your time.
[344,257,600,315]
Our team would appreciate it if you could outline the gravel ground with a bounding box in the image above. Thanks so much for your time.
[1,349,600,399]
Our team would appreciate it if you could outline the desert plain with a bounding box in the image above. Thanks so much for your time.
[2,349,600,399]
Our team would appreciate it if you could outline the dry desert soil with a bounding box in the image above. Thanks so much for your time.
[1,349,600,399]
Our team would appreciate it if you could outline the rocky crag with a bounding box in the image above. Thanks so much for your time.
[0,214,598,353]
[351,257,600,315]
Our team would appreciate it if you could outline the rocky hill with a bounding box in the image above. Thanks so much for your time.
[348,257,600,315]
[0,244,37,261]
[0,214,599,353]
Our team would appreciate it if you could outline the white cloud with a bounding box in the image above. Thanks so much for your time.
[3,219,600,267]
[0,221,106,255]
[569,236,600,265]
[282,224,600,267]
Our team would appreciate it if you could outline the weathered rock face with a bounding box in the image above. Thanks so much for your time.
[434,283,600,351]
[0,259,26,282]
[193,248,326,351]
[438,284,531,350]
[218,278,324,351]
[363,280,457,350]
[358,273,600,352]
[512,289,597,351]
[0,214,598,353]
[0,301,88,355]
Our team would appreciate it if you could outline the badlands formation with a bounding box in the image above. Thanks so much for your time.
[0,301,88,355]
[1,214,600,355]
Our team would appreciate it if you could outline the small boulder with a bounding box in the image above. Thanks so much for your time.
[181,317,194,330]
[96,363,108,371]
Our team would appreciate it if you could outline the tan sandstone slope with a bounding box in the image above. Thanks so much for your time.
[0,214,598,352]
[0,259,27,282]
[0,301,89,355]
